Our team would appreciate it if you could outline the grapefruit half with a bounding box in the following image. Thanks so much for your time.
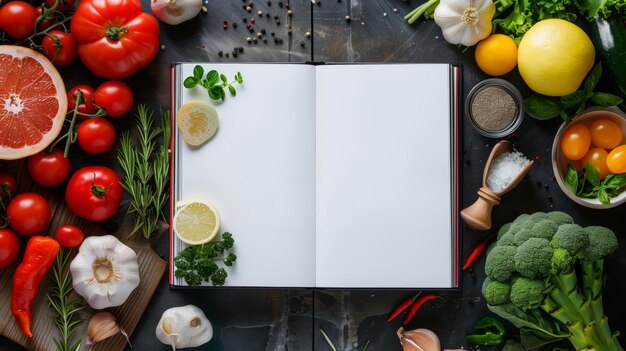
[0,46,67,160]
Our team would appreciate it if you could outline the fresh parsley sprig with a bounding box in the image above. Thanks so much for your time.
[564,163,626,205]
[184,65,244,101]
[174,232,237,287]
[525,63,623,122]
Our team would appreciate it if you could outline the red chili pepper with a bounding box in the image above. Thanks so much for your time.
[387,293,420,322]
[463,240,488,271]
[11,236,60,338]
[402,294,441,326]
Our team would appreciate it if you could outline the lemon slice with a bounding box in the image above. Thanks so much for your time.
[173,199,221,245]
[177,101,219,146]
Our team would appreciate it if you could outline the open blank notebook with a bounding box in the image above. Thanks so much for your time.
[170,63,460,288]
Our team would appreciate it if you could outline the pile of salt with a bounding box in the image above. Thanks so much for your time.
[486,151,531,192]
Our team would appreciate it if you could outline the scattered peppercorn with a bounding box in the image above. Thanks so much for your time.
[287,29,292,35]
[267,0,272,5]
[246,37,252,43]
[263,39,268,43]
[271,32,275,37]
[238,46,244,53]
[225,53,230,57]
[233,22,238,28]
[345,15,351,22]
[274,14,279,19]
[248,27,255,33]
[246,5,252,12]
[258,10,263,16]
[287,10,293,16]
[232,50,238,58]
[256,32,262,37]
[253,37,258,43]
[285,3,289,9]
[300,41,305,47]
[276,20,281,25]
[278,2,283,7]
[315,0,321,5]
[160,44,166,51]
[250,17,255,23]
[201,5,207,13]
[243,17,248,23]
[305,31,311,38]
[218,50,223,57]
[266,12,270,18]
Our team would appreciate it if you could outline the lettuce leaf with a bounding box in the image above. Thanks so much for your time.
[575,0,626,19]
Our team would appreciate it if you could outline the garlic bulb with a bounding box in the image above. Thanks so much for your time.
[397,327,441,351]
[434,0,495,46]
[151,0,203,25]
[156,305,213,350]
[70,235,140,310]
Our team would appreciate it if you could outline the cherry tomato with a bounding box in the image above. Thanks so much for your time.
[560,124,591,161]
[0,228,19,268]
[94,81,134,118]
[590,119,623,149]
[55,225,84,248]
[40,30,78,67]
[65,166,123,222]
[27,149,71,187]
[67,85,98,118]
[36,6,58,31]
[45,0,75,12]
[0,1,38,40]
[583,148,610,180]
[0,171,17,197]
[607,145,626,174]
[77,118,116,154]
[7,193,51,236]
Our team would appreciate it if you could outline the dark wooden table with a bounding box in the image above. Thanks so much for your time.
[2,0,626,350]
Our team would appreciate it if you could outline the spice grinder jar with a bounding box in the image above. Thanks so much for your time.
[465,78,524,138]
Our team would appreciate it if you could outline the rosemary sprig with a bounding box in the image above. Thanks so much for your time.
[47,248,85,351]
[319,329,370,351]
[117,105,171,238]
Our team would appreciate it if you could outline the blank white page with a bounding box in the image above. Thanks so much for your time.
[174,64,316,287]
[315,64,453,288]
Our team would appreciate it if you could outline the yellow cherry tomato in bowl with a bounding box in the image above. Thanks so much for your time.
[560,124,591,161]
[590,119,623,149]
[582,148,610,180]
[607,145,626,174]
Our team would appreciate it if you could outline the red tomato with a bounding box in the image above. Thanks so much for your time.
[77,118,116,154]
[45,0,75,11]
[36,6,58,31]
[590,119,623,149]
[65,166,123,222]
[40,30,78,67]
[560,124,591,161]
[94,81,134,117]
[607,145,626,174]
[7,193,51,236]
[0,171,17,197]
[583,148,610,180]
[27,149,71,187]
[55,225,84,248]
[67,85,97,118]
[0,1,38,40]
[0,228,19,268]
[70,0,159,79]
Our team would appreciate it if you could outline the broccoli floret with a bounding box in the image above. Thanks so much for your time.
[510,276,545,309]
[498,222,512,240]
[514,238,552,279]
[584,226,618,262]
[511,218,535,231]
[530,212,549,222]
[497,231,516,247]
[486,241,497,256]
[551,224,589,256]
[547,211,574,226]
[552,247,575,273]
[531,220,558,240]
[513,228,533,246]
[486,245,517,282]
[483,278,511,306]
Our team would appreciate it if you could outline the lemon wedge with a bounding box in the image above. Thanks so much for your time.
[177,101,219,146]
[173,199,221,245]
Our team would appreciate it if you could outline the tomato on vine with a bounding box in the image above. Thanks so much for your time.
[45,0,75,12]
[65,166,123,222]
[94,81,134,117]
[0,171,16,198]
[27,149,70,187]
[36,6,58,31]
[55,225,84,248]
[67,85,98,117]
[41,30,78,66]
[0,1,38,40]
[6,193,51,236]
[77,117,116,154]
[0,228,19,268]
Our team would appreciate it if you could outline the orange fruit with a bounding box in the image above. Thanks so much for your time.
[475,34,518,76]
[0,46,67,160]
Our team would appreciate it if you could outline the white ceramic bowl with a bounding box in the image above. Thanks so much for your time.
[552,108,626,209]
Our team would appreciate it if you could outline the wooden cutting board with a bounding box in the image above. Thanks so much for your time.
[0,160,166,351]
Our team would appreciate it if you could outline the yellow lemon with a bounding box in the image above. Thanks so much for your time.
[475,34,518,76]
[173,198,221,245]
[518,19,595,96]
[177,101,219,146]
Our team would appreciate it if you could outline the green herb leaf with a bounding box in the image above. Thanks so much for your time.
[564,166,578,195]
[228,85,236,96]
[236,72,244,84]
[209,85,223,100]
[183,77,198,89]
[586,162,600,187]
[525,95,562,120]
[560,91,585,108]
[583,63,602,94]
[207,70,220,86]
[193,65,204,80]
[591,92,623,107]
[174,233,237,287]
[598,188,610,205]
[220,74,228,83]
[605,174,626,190]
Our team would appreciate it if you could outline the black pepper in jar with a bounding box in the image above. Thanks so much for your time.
[470,86,517,132]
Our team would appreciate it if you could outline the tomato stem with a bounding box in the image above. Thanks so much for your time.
[90,173,111,198]
[105,26,129,41]
[49,90,82,157]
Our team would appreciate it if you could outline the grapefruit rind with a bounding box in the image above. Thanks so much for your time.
[0,45,67,160]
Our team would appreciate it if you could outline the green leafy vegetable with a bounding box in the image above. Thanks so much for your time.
[184,65,243,101]
[575,0,626,19]
[174,232,237,287]
[117,105,171,238]
[466,317,507,346]
[525,63,623,122]
[563,163,626,205]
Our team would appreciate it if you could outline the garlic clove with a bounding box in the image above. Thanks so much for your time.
[398,327,441,351]
[156,305,213,349]
[87,312,122,346]
[151,0,203,25]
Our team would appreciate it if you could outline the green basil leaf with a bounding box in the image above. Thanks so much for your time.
[591,92,623,107]
[586,162,600,187]
[193,65,204,79]
[598,188,610,205]
[220,74,228,83]
[207,70,220,86]
[183,77,198,89]
[583,63,602,94]
[236,72,244,84]
[575,102,586,115]
[228,85,236,96]
[564,166,578,195]
[606,174,626,189]
[208,86,223,100]
[524,94,562,120]
[560,91,585,108]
